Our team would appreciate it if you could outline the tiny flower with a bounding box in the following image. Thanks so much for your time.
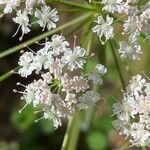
[77,91,100,110]
[43,105,62,128]
[113,101,131,122]
[49,58,63,77]
[25,0,46,14]
[48,34,69,56]
[69,76,89,93]
[12,10,30,40]
[92,15,114,44]
[142,23,150,40]
[61,46,86,71]
[95,64,107,75]
[123,16,143,35]
[32,48,54,73]
[118,41,142,60]
[88,64,107,85]
[65,93,77,108]
[18,51,34,67]
[130,123,150,147]
[25,0,36,14]
[18,51,34,77]
[127,74,146,94]
[41,72,52,84]
[35,6,59,31]
[0,0,21,14]
[112,74,150,147]
[101,0,123,13]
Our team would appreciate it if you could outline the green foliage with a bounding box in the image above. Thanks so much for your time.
[86,131,107,150]
[40,120,55,134]
[11,105,35,132]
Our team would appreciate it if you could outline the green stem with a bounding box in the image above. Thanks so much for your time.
[80,21,94,46]
[112,14,126,24]
[47,0,97,11]
[66,16,92,37]
[61,109,80,150]
[86,31,93,56]
[118,141,130,150]
[61,26,93,150]
[122,61,133,76]
[0,66,19,82]
[0,13,91,58]
[141,146,147,150]
[109,40,126,90]
[111,39,133,77]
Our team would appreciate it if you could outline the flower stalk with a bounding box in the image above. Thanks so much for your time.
[0,66,19,82]
[0,13,91,59]
[47,0,97,12]
[109,39,126,90]
[61,29,94,150]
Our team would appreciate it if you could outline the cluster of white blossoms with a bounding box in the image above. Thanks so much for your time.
[0,0,59,40]
[92,0,150,60]
[112,74,150,147]
[13,34,107,128]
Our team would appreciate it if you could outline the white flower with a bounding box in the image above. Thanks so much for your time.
[119,1,138,15]
[113,102,131,122]
[128,32,139,44]
[123,16,143,35]
[0,0,21,14]
[25,0,46,14]
[18,51,34,67]
[138,95,150,114]
[43,105,62,128]
[113,74,150,147]
[18,52,34,77]
[69,76,89,93]
[21,83,36,104]
[32,48,54,73]
[18,67,33,78]
[130,123,150,147]
[65,93,77,108]
[77,91,100,110]
[16,34,106,129]
[145,83,150,96]
[35,6,59,31]
[39,88,53,106]
[142,23,150,40]
[128,74,146,93]
[12,10,30,40]
[118,41,142,60]
[61,46,86,71]
[47,34,69,56]
[49,58,63,77]
[41,72,52,84]
[88,64,107,85]
[101,0,123,13]
[25,0,36,14]
[20,79,46,108]
[92,15,114,44]
[96,64,107,75]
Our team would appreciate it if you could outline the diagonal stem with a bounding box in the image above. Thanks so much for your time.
[0,66,19,82]
[61,26,93,150]
[109,40,126,90]
[47,0,97,11]
[0,13,91,59]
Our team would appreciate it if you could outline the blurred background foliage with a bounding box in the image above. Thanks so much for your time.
[0,0,149,150]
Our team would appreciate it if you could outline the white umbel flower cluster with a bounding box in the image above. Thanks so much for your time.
[112,74,150,147]
[92,0,150,60]
[14,34,107,128]
[0,0,59,40]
